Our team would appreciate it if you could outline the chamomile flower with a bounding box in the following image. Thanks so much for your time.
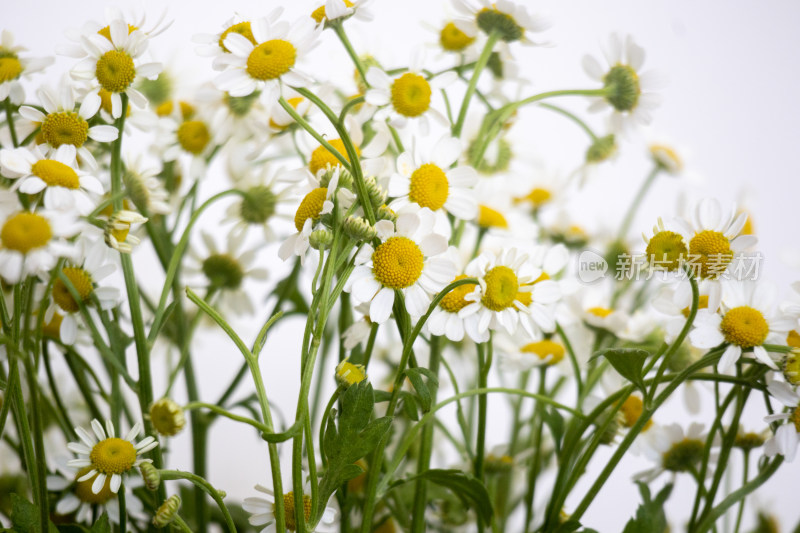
[672,198,757,280]
[243,474,337,533]
[496,334,566,371]
[157,109,218,179]
[348,207,455,324]
[122,153,171,215]
[0,30,53,104]
[19,83,118,170]
[0,196,79,283]
[434,20,477,54]
[763,377,800,462]
[583,34,662,134]
[310,0,374,26]
[46,238,119,345]
[193,9,283,70]
[365,56,456,133]
[690,281,793,372]
[0,144,104,214]
[214,16,322,102]
[652,279,720,342]
[68,19,162,118]
[184,229,268,316]
[104,210,148,253]
[196,84,270,141]
[458,247,553,337]
[635,422,712,482]
[388,136,478,221]
[452,0,550,45]
[67,419,158,495]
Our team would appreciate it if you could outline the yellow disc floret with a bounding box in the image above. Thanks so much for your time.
[31,159,81,189]
[149,398,186,437]
[278,491,312,532]
[439,274,473,313]
[688,230,733,279]
[311,0,355,23]
[309,139,359,175]
[41,112,89,148]
[720,306,769,348]
[335,360,367,387]
[177,120,211,155]
[390,73,431,118]
[73,466,115,505]
[440,22,475,51]
[477,205,508,229]
[588,307,613,318]
[681,295,711,318]
[294,188,328,231]
[219,21,256,52]
[515,187,552,208]
[618,395,653,430]
[89,437,137,475]
[662,438,704,472]
[481,266,519,311]
[53,267,94,313]
[521,340,565,365]
[646,230,687,271]
[0,55,23,83]
[95,50,136,93]
[372,237,424,289]
[97,24,138,42]
[246,39,296,81]
[1,212,52,253]
[408,163,448,210]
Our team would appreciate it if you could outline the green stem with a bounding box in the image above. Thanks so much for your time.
[524,368,547,533]
[617,165,660,241]
[118,487,127,533]
[5,98,19,147]
[452,32,499,137]
[333,23,368,88]
[538,103,598,140]
[733,452,749,533]
[159,470,237,533]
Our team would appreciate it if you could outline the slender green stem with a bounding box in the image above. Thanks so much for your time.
[524,368,548,533]
[173,515,193,533]
[183,402,271,433]
[118,488,127,533]
[733,452,749,533]
[538,103,598,140]
[617,165,660,241]
[333,23,368,87]
[452,32,498,137]
[5,98,19,147]
[159,470,237,533]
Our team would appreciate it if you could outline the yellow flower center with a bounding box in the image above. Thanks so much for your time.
[650,144,683,173]
[311,0,355,23]
[440,22,475,51]
[681,295,711,318]
[278,492,312,532]
[294,187,328,231]
[439,274,473,313]
[156,100,195,119]
[372,237,424,289]
[246,39,296,81]
[40,111,88,148]
[89,437,137,475]
[390,73,431,117]
[177,120,211,155]
[149,398,186,437]
[481,266,519,311]
[408,163,449,210]
[43,311,63,340]
[95,50,136,93]
[618,395,653,431]
[720,306,769,348]
[646,230,688,271]
[520,340,565,365]
[662,438,704,472]
[477,205,508,229]
[787,331,800,349]
[792,406,800,433]
[53,267,94,313]
[218,21,256,52]
[31,159,81,189]
[97,24,138,42]
[688,230,733,279]
[515,187,552,207]
[0,55,23,83]
[73,466,115,505]
[1,212,52,253]
[309,138,359,175]
[588,307,613,318]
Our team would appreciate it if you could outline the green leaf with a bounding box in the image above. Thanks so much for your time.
[392,469,493,524]
[621,482,672,533]
[89,514,111,533]
[404,367,439,412]
[9,494,58,533]
[541,407,565,451]
[593,348,650,394]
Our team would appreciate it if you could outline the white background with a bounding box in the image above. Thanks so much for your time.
[7,0,800,531]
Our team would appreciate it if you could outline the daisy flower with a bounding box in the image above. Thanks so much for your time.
[243,474,337,533]
[690,281,793,372]
[452,0,550,45]
[582,34,662,134]
[651,279,720,342]
[19,83,118,170]
[156,107,219,179]
[388,136,478,221]
[347,207,455,324]
[104,210,148,254]
[433,20,477,55]
[67,19,162,118]
[121,153,171,216]
[193,9,283,71]
[426,248,482,342]
[310,0,374,26]
[496,334,566,372]
[67,419,158,495]
[46,238,119,345]
[458,247,551,337]
[763,377,800,463]
[184,229,269,316]
[672,198,757,281]
[0,144,104,214]
[214,16,321,102]
[0,30,53,104]
[365,55,456,133]
[0,194,80,283]
[196,84,271,141]
[635,422,712,483]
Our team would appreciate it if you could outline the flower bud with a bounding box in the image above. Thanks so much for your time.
[343,216,377,242]
[585,134,617,164]
[335,360,367,387]
[153,495,181,528]
[105,210,147,253]
[376,204,396,223]
[149,398,186,437]
[309,229,334,250]
[364,176,387,210]
[140,463,160,491]
[602,65,641,112]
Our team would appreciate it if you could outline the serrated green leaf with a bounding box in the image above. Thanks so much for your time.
[9,494,58,533]
[621,482,672,533]
[594,348,650,394]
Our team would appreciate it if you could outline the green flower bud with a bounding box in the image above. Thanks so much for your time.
[376,204,397,223]
[239,185,278,225]
[585,134,617,164]
[364,175,387,210]
[149,398,186,437]
[602,65,641,112]
[476,7,524,42]
[343,216,377,242]
[139,463,160,491]
[153,495,181,528]
[309,229,334,250]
